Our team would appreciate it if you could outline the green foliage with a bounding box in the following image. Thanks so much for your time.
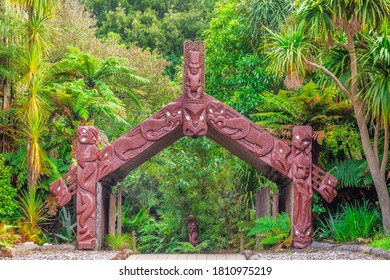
[0,223,20,250]
[316,201,381,242]
[371,235,390,250]
[17,188,48,244]
[105,234,133,251]
[330,159,373,188]
[204,0,276,116]
[168,240,210,253]
[0,154,18,221]
[54,207,76,243]
[247,212,292,249]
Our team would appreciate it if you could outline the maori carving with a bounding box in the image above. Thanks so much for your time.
[206,100,274,156]
[188,216,199,246]
[140,101,183,141]
[270,141,292,175]
[182,41,207,137]
[312,165,338,203]
[76,126,99,249]
[292,126,313,249]
[183,41,205,100]
[113,128,148,161]
[50,178,71,207]
[98,145,113,179]
[49,168,77,207]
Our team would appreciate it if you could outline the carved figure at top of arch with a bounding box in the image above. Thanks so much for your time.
[186,51,202,99]
[140,101,183,141]
[183,41,205,100]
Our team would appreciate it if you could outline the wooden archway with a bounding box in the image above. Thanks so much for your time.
[50,41,337,250]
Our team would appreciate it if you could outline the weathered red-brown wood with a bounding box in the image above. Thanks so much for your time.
[76,126,99,249]
[108,191,116,235]
[292,126,313,249]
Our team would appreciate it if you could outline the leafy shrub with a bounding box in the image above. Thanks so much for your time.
[0,154,18,221]
[371,236,390,250]
[105,234,133,251]
[54,207,76,243]
[247,212,292,249]
[0,223,20,250]
[168,240,210,253]
[316,200,380,242]
[18,188,48,244]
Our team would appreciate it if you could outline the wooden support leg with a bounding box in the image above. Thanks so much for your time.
[76,126,99,249]
[255,187,271,218]
[272,193,279,219]
[108,190,116,235]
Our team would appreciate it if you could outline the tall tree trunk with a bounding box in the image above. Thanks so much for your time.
[353,98,390,233]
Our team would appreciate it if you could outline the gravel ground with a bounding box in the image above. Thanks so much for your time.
[1,242,389,260]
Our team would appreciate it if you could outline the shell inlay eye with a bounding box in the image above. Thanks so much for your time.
[186,116,190,121]
[57,187,61,191]
[166,112,171,117]
[200,115,204,121]
[209,109,213,113]
[279,149,283,153]
[178,111,182,115]
[81,137,87,142]
[296,135,300,139]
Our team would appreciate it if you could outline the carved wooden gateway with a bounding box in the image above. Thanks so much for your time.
[50,41,338,250]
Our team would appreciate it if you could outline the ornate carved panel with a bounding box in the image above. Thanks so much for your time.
[292,126,313,249]
[49,168,77,207]
[206,99,275,158]
[76,126,99,249]
[182,41,207,137]
[312,165,338,203]
[183,41,205,100]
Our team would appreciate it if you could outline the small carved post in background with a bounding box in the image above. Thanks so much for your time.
[182,40,207,138]
[292,126,313,249]
[188,215,199,246]
[76,126,99,249]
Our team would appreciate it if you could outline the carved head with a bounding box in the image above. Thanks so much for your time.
[50,178,72,207]
[164,102,183,128]
[292,130,312,151]
[318,174,338,203]
[293,224,312,249]
[188,51,200,75]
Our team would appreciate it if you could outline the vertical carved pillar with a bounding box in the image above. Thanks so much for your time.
[76,126,99,249]
[182,40,207,138]
[292,126,313,249]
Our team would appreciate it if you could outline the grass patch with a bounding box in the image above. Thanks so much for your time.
[371,236,390,250]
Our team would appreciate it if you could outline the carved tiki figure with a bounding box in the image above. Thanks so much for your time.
[188,215,199,246]
[182,41,207,137]
[187,51,202,99]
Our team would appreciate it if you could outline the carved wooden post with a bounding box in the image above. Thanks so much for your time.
[292,126,313,249]
[76,126,99,249]
[117,185,122,235]
[182,40,207,138]
[108,190,116,235]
